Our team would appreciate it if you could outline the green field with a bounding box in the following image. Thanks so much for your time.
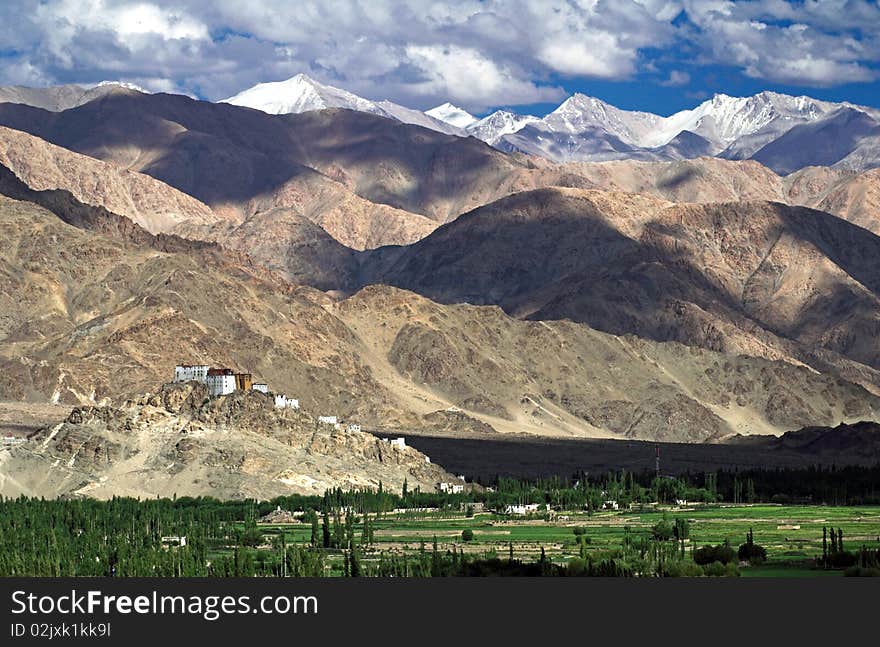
[252,504,880,577]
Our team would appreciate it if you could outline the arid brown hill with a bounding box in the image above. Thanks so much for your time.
[0,381,454,499]
[360,188,880,393]
[559,157,880,236]
[2,194,878,443]
[0,92,562,244]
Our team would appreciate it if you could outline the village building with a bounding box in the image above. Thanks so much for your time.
[602,500,620,510]
[174,364,209,383]
[318,416,338,426]
[390,437,406,449]
[504,503,548,515]
[438,482,465,494]
[252,383,269,394]
[160,535,187,548]
[347,423,361,433]
[286,399,300,409]
[235,373,253,391]
[206,368,236,396]
[274,394,287,408]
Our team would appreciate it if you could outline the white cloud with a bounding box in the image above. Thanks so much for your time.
[659,70,691,86]
[682,0,880,86]
[0,0,877,110]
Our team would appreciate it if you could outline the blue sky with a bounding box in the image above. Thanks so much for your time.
[0,1,878,116]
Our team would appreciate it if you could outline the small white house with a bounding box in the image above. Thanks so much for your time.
[160,535,187,547]
[274,394,287,408]
[438,482,464,494]
[252,383,269,394]
[206,369,236,396]
[318,416,338,426]
[504,503,547,515]
[174,364,209,383]
[347,423,361,433]
[602,500,619,510]
[285,399,300,410]
[390,437,406,449]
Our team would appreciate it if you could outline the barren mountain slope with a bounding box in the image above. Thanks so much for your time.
[3,195,877,443]
[0,382,453,499]
[0,93,591,229]
[555,157,880,235]
[0,96,440,249]
[0,125,221,234]
[361,188,880,391]
[784,166,880,235]
[333,285,880,442]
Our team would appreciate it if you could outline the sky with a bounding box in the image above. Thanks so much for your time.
[1,0,879,117]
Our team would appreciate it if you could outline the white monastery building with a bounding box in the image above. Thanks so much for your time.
[174,365,209,383]
[206,368,236,396]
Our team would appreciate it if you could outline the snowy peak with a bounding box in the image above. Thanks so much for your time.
[220,74,463,135]
[466,110,540,145]
[649,91,839,149]
[221,73,382,116]
[94,81,149,94]
[543,93,663,146]
[425,102,477,129]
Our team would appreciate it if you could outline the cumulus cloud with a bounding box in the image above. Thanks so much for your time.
[0,0,877,111]
[659,70,691,86]
[682,0,880,86]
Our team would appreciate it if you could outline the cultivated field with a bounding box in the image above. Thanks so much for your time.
[254,504,880,577]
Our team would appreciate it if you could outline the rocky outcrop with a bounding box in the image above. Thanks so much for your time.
[0,382,454,499]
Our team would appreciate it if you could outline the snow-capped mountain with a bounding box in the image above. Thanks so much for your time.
[425,102,477,129]
[205,75,880,172]
[221,74,462,135]
[490,90,880,170]
[466,110,541,145]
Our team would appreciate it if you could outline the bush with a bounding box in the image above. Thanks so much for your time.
[738,541,767,564]
[651,518,674,541]
[702,561,739,577]
[664,560,704,577]
[573,527,586,536]
[461,529,474,542]
[694,542,737,566]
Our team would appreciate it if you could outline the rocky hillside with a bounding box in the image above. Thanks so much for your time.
[3,194,878,444]
[0,382,453,499]
[361,188,880,394]
[0,125,221,234]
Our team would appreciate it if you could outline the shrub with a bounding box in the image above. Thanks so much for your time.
[702,561,740,577]
[573,527,586,536]
[738,541,767,564]
[694,542,737,566]
[651,518,674,541]
[664,560,704,577]
[461,529,474,542]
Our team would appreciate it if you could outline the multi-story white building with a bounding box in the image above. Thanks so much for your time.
[390,437,406,449]
[438,482,464,494]
[252,383,269,394]
[274,394,287,408]
[206,368,236,396]
[318,416,337,425]
[347,423,361,433]
[174,364,209,383]
[285,399,300,409]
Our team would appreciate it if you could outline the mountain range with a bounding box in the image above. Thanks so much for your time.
[0,79,879,455]
[3,75,879,174]
[207,73,880,173]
